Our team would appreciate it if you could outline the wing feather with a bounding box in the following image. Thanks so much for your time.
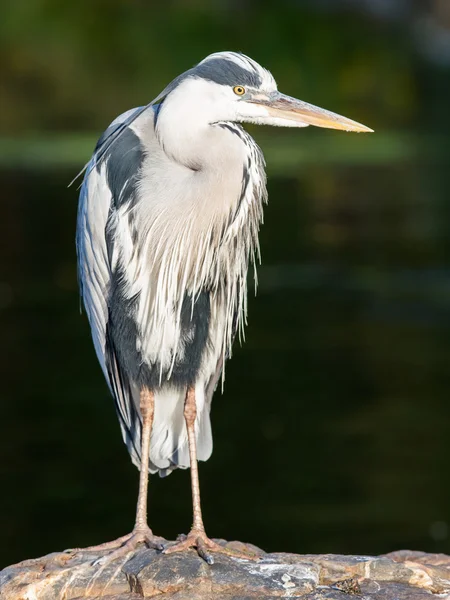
[76,109,144,468]
[76,161,111,383]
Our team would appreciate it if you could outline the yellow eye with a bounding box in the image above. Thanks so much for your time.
[233,86,246,96]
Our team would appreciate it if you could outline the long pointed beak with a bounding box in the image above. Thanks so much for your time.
[250,92,373,133]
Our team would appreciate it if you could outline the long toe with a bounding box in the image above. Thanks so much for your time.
[65,534,131,554]
[163,530,260,564]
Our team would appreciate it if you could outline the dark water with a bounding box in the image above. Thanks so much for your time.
[1,159,450,569]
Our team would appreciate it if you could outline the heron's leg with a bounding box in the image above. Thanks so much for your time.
[134,387,155,530]
[67,388,165,562]
[185,385,205,532]
[163,387,259,564]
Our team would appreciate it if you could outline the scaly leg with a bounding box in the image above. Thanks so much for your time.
[68,388,164,563]
[163,386,258,564]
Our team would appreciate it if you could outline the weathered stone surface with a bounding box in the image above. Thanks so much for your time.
[2,541,450,599]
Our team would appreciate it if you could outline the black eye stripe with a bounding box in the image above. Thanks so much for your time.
[194,57,263,87]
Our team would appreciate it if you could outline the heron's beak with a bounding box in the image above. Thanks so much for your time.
[250,92,373,133]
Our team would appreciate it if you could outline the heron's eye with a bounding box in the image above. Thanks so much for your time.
[233,86,246,96]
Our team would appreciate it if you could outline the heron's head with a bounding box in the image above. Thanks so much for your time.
[156,51,372,133]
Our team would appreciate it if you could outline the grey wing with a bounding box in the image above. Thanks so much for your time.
[76,108,145,467]
[76,159,111,384]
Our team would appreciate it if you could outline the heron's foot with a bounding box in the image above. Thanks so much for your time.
[92,527,165,566]
[163,528,260,565]
[66,527,165,565]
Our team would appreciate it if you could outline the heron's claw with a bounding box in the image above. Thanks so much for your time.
[163,529,259,564]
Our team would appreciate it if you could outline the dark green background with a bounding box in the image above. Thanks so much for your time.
[2,0,450,569]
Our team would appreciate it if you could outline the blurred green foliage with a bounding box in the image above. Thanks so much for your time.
[2,0,416,135]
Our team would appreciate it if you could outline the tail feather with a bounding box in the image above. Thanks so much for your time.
[150,382,213,477]
[196,400,213,462]
[150,386,187,474]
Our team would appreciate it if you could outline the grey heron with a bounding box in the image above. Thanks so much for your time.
[76,51,372,564]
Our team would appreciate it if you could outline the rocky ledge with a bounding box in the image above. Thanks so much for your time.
[1,540,450,599]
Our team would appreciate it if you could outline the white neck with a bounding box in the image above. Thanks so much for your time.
[154,78,243,173]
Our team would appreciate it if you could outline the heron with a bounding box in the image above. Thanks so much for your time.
[76,51,372,564]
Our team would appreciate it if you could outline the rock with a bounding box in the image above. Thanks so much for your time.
[1,541,450,599]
